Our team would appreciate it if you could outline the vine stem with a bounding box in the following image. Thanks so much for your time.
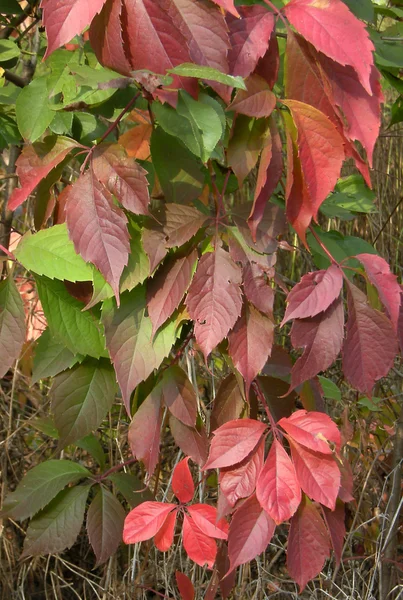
[263,0,289,29]
[95,457,137,482]
[251,380,280,439]
[308,224,341,267]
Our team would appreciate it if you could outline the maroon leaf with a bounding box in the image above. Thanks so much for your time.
[147,251,197,335]
[287,496,330,592]
[176,571,195,600]
[227,493,275,573]
[220,438,264,507]
[357,254,401,329]
[182,513,217,568]
[399,289,403,355]
[243,262,275,316]
[256,376,296,422]
[290,439,340,510]
[210,374,245,431]
[228,302,274,395]
[227,116,269,186]
[256,438,301,524]
[186,245,242,359]
[123,501,177,544]
[161,366,198,428]
[343,282,397,395]
[65,169,130,301]
[128,385,163,477]
[227,75,276,118]
[227,5,274,77]
[170,415,209,466]
[8,136,78,211]
[89,0,132,76]
[262,346,292,378]
[216,543,236,599]
[338,457,354,503]
[187,504,229,540]
[0,276,26,379]
[323,501,345,566]
[203,419,267,470]
[255,31,279,90]
[278,410,341,455]
[282,265,343,325]
[87,486,125,566]
[154,509,177,551]
[92,143,150,216]
[172,457,195,504]
[290,297,344,391]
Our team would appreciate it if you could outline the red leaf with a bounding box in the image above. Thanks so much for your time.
[284,0,374,95]
[256,438,301,524]
[210,374,245,431]
[203,419,267,470]
[65,169,130,301]
[172,458,195,504]
[89,0,132,76]
[323,501,345,565]
[357,254,401,330]
[290,439,340,510]
[170,415,209,466]
[8,136,78,211]
[227,75,276,118]
[228,302,274,395]
[216,544,236,599]
[92,143,150,216]
[342,282,397,395]
[255,31,280,90]
[233,202,285,255]
[175,571,195,600]
[211,0,239,17]
[338,457,354,503]
[282,265,343,325]
[161,366,198,428]
[128,385,163,477]
[227,493,275,573]
[123,501,177,544]
[187,504,229,540]
[287,496,330,592]
[290,297,344,391]
[154,509,177,551]
[227,5,274,77]
[186,245,242,359]
[243,262,275,317]
[147,251,197,336]
[182,513,217,568]
[278,410,341,455]
[42,0,108,57]
[220,438,264,507]
[283,99,344,219]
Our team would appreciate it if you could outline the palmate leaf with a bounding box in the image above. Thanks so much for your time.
[0,275,25,379]
[32,328,79,384]
[123,501,177,544]
[87,485,126,566]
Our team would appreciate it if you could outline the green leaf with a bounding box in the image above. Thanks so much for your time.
[87,485,125,565]
[0,275,25,378]
[318,376,341,402]
[1,460,91,521]
[16,77,55,142]
[120,221,150,293]
[30,416,59,439]
[371,30,403,69]
[358,397,383,412]
[32,328,79,383]
[21,485,91,558]
[168,63,246,90]
[108,472,153,507]
[51,359,117,448]
[0,0,23,14]
[35,275,107,358]
[320,174,377,220]
[0,39,20,62]
[49,111,74,135]
[0,113,21,149]
[15,224,94,282]
[342,0,373,21]
[0,82,21,105]
[76,434,106,469]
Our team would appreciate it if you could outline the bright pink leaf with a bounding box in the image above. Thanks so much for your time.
[343,282,398,395]
[290,439,340,510]
[123,501,177,544]
[170,415,209,466]
[227,75,276,118]
[290,297,344,391]
[256,438,301,524]
[8,136,78,211]
[282,265,343,325]
[357,254,401,330]
[41,0,108,57]
[278,410,341,455]
[147,251,197,336]
[210,374,245,432]
[128,385,163,477]
[187,504,229,540]
[203,419,267,470]
[211,0,239,17]
[161,366,198,428]
[227,5,274,77]
[227,493,275,573]
[182,513,217,568]
[220,439,264,507]
[154,509,178,551]
[172,458,195,504]
[89,0,132,75]
[65,169,130,301]
[228,301,274,395]
[186,245,242,359]
[323,501,345,566]
[175,571,195,600]
[284,0,374,95]
[287,496,330,592]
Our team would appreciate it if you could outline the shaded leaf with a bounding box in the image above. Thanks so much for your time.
[170,415,209,466]
[220,438,264,507]
[168,64,245,91]
[172,457,195,504]
[87,486,125,566]
[128,385,163,477]
[227,75,276,118]
[108,472,153,508]
[158,203,208,249]
[123,501,177,544]
[32,329,78,383]
[227,116,268,186]
[323,501,345,566]
[210,374,244,431]
[0,275,25,379]
[176,571,195,600]
[161,366,198,427]
[203,419,267,470]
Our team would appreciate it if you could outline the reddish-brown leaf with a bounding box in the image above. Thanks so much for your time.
[290,297,344,391]
[343,282,397,395]
[256,376,296,422]
[243,262,275,317]
[338,457,354,503]
[128,385,163,477]
[161,366,198,428]
[203,419,267,470]
[287,496,330,592]
[255,31,279,90]
[227,116,269,186]
[210,374,245,431]
[154,509,177,551]
[216,544,236,599]
[182,513,217,568]
[227,75,276,118]
[256,438,301,524]
[123,501,177,544]
[0,276,26,379]
[278,410,341,455]
[228,302,274,395]
[227,493,275,573]
[220,438,264,507]
[234,202,286,255]
[86,486,125,566]
[170,415,209,466]
[175,571,195,600]
[158,203,208,249]
[187,504,229,540]
[323,501,345,566]
[186,245,242,359]
[89,0,132,75]
[290,439,340,510]
[172,458,195,504]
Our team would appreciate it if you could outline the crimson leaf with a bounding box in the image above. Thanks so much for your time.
[203,419,267,470]
[172,457,195,504]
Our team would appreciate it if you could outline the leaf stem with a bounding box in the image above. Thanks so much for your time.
[96,457,137,482]
[308,225,340,267]
[252,380,280,439]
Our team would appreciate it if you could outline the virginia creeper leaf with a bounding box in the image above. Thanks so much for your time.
[182,513,217,568]
[278,410,341,455]
[227,75,276,118]
[87,485,125,566]
[15,78,55,143]
[161,366,198,428]
[32,328,78,384]
[220,438,264,507]
[187,504,229,540]
[170,415,209,466]
[0,275,25,379]
[157,203,208,249]
[242,262,275,316]
[172,458,195,504]
[128,384,163,477]
[89,0,132,76]
[123,501,177,544]
[203,419,267,470]
[154,509,177,551]
[227,116,269,186]
[211,0,239,17]
[323,501,345,566]
[108,472,153,508]
[210,374,245,431]
[176,571,195,600]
